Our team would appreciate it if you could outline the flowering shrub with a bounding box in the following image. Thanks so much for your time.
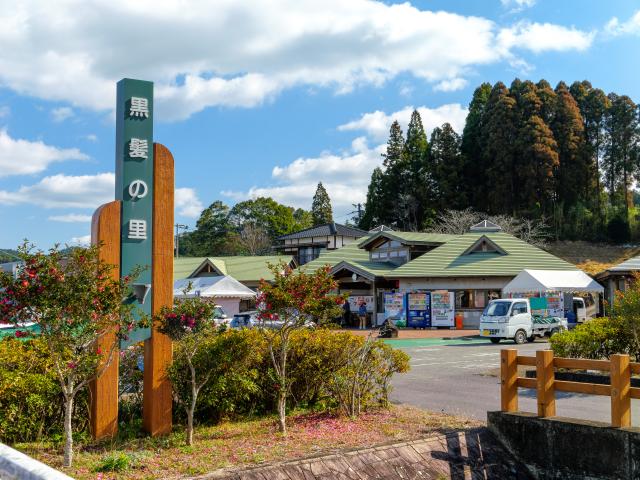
[156,294,218,445]
[0,243,145,466]
[257,263,346,434]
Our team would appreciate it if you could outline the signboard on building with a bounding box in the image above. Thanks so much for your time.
[116,79,154,347]
[383,292,405,325]
[348,296,374,312]
[431,290,455,327]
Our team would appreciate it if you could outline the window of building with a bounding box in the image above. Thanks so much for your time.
[298,246,323,265]
[455,290,501,309]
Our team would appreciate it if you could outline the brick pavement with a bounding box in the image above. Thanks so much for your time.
[195,428,531,480]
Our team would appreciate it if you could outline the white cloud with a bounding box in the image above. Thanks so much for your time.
[84,134,98,142]
[48,213,92,222]
[0,1,594,121]
[0,173,114,208]
[433,78,468,92]
[0,129,88,177]
[605,11,640,36]
[338,104,469,141]
[497,22,595,54]
[70,234,91,246]
[175,187,204,218]
[223,137,384,212]
[500,0,536,12]
[51,106,74,122]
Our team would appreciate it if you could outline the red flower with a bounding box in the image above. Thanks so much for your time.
[14,330,27,338]
[21,280,29,288]
[96,347,103,355]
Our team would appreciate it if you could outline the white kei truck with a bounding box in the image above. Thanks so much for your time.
[479,298,568,344]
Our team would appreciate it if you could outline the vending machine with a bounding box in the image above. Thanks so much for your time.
[431,290,455,327]
[406,292,431,328]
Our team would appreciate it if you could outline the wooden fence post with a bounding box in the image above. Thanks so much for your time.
[501,349,518,412]
[610,354,631,428]
[536,350,556,417]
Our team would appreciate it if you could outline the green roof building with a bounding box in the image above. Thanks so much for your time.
[304,222,577,328]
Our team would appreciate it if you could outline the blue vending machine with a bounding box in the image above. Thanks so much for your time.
[406,292,431,328]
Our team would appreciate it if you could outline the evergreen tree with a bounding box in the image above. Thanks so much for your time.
[481,82,518,213]
[360,167,385,230]
[461,83,492,209]
[604,94,639,216]
[551,82,586,216]
[429,123,464,210]
[401,110,429,229]
[379,120,406,228]
[311,182,333,225]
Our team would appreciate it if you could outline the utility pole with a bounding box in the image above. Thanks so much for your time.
[174,224,188,258]
[348,203,363,225]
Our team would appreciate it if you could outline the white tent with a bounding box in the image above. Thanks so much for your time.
[173,275,256,299]
[502,269,604,294]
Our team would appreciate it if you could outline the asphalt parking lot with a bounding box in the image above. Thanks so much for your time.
[388,336,640,426]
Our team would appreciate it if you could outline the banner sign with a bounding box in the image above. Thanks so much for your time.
[347,296,374,312]
[116,78,154,347]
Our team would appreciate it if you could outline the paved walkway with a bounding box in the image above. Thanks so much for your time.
[196,428,531,480]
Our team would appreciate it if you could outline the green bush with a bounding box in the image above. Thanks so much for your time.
[170,328,410,424]
[94,451,131,472]
[549,318,626,359]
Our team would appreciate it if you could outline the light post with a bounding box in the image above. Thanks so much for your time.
[175,224,188,258]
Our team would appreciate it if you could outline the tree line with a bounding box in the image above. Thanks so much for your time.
[179,182,334,257]
[359,79,640,242]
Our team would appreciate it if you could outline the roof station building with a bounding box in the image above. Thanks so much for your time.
[595,256,640,306]
[304,221,578,328]
[276,222,367,265]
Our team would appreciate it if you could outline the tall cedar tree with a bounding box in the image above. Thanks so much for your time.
[378,120,405,228]
[401,110,429,229]
[360,167,385,230]
[311,182,333,225]
[461,83,492,209]
[604,94,639,215]
[481,82,518,213]
[429,123,464,210]
[551,82,586,217]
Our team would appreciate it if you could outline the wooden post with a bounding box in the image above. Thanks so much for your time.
[143,143,174,436]
[536,350,556,417]
[611,354,631,428]
[501,349,518,412]
[89,201,121,440]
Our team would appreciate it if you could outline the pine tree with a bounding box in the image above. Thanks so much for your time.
[311,182,333,225]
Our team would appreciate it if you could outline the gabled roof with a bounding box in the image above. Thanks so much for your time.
[330,259,397,281]
[278,223,367,240]
[358,231,456,250]
[302,236,372,274]
[174,275,257,299]
[502,269,603,294]
[174,255,295,282]
[392,232,576,278]
[461,235,507,256]
[469,220,502,232]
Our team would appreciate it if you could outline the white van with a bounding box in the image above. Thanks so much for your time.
[479,298,567,344]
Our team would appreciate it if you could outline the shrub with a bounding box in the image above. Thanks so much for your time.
[94,451,131,472]
[549,318,626,359]
[184,328,410,424]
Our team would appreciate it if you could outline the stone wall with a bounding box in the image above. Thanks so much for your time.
[488,411,640,480]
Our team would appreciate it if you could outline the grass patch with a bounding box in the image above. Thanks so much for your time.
[15,405,481,479]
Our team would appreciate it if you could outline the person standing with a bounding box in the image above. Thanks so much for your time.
[342,299,351,327]
[358,301,367,330]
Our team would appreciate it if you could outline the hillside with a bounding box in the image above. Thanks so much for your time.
[545,241,640,275]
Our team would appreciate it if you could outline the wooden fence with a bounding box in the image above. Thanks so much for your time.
[501,349,640,428]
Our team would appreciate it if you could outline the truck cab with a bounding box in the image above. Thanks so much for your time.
[480,299,532,344]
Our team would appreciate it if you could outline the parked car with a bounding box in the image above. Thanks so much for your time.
[212,305,230,326]
[230,311,259,328]
[479,298,567,344]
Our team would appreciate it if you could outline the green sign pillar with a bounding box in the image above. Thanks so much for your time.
[115,78,154,346]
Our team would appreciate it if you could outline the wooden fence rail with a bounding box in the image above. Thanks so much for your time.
[500,349,638,428]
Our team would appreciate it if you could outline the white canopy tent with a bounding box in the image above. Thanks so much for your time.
[174,275,257,316]
[502,269,604,294]
[173,276,256,299]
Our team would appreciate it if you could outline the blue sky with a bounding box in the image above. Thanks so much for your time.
[0,0,639,249]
